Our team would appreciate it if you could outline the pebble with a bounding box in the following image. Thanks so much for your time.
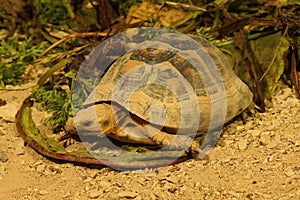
[278,195,290,200]
[284,127,295,140]
[221,157,231,163]
[118,191,137,198]
[0,78,299,200]
[106,193,119,200]
[88,170,99,178]
[14,146,25,155]
[238,138,248,150]
[260,132,271,145]
[36,165,45,173]
[0,150,8,163]
[39,190,49,195]
[48,165,62,174]
[236,126,245,131]
[0,166,6,174]
[285,169,295,177]
[0,128,5,136]
[162,175,178,184]
[88,189,101,199]
[33,160,43,167]
[285,97,299,108]
[98,181,111,188]
[0,103,18,121]
[266,141,278,149]
[248,130,261,137]
[62,191,70,198]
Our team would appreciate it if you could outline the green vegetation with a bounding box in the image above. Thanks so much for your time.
[32,86,72,126]
[1,0,299,127]
[115,0,188,14]
[33,0,74,26]
[0,37,49,86]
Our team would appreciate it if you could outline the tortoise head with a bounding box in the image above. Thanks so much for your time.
[74,103,114,136]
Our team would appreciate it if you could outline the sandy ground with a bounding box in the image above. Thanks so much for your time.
[0,83,299,200]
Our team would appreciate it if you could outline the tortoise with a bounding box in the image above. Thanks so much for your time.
[73,32,253,158]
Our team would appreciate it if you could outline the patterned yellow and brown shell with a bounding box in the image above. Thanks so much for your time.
[91,33,253,133]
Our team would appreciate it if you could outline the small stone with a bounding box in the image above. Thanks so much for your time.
[48,165,62,174]
[88,189,101,199]
[62,191,70,198]
[223,139,234,147]
[274,134,281,143]
[260,132,271,145]
[0,166,6,174]
[285,169,295,177]
[98,181,110,188]
[118,191,137,198]
[284,127,295,140]
[248,130,261,137]
[238,138,248,150]
[221,157,231,163]
[266,141,278,149]
[278,195,290,200]
[36,165,45,173]
[39,190,49,195]
[245,121,254,129]
[106,193,119,200]
[33,160,43,167]
[84,183,91,191]
[88,170,98,178]
[163,175,178,184]
[293,175,300,179]
[0,104,18,121]
[236,126,245,131]
[134,194,142,200]
[0,128,5,136]
[14,146,25,155]
[83,177,92,183]
[286,97,299,108]
[43,169,53,176]
[0,151,8,163]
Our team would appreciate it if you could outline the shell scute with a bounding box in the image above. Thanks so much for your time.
[92,33,253,133]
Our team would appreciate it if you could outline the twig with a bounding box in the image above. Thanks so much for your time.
[38,32,114,58]
[0,86,34,91]
[259,26,288,82]
[290,37,300,98]
[235,30,266,111]
[165,1,206,12]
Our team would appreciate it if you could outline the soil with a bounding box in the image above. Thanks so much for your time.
[0,82,299,200]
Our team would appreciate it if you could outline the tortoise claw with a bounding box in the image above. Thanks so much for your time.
[189,140,211,160]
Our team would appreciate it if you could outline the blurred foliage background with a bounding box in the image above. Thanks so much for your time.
[0,0,300,126]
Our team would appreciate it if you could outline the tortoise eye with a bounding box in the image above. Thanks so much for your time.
[83,121,92,127]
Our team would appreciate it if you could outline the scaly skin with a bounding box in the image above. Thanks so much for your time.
[74,103,201,158]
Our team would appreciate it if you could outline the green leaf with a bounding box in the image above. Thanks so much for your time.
[250,32,290,99]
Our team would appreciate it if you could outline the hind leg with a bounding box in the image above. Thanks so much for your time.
[144,129,201,158]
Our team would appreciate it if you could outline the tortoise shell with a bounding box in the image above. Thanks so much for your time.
[88,33,253,134]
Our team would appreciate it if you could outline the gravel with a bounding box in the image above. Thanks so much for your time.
[0,84,299,199]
